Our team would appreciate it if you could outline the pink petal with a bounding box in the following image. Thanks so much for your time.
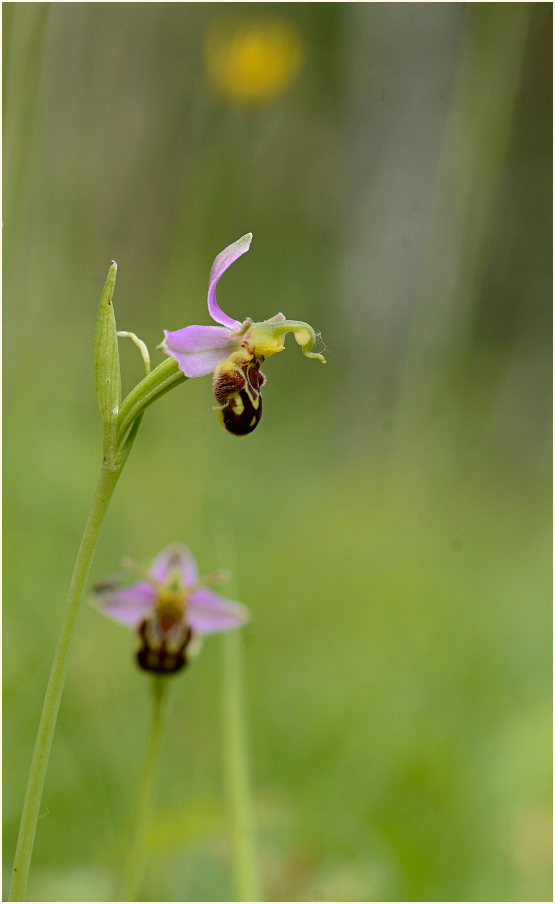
[208,234,252,328]
[162,325,237,377]
[188,587,250,635]
[95,581,155,628]
[150,544,199,586]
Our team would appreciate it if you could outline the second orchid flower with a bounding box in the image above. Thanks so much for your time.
[92,545,249,674]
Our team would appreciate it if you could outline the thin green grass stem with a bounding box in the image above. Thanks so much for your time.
[120,677,170,902]
[222,629,261,902]
[8,462,124,902]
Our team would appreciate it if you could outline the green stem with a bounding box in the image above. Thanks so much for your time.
[8,461,124,902]
[116,357,186,450]
[120,677,170,902]
[222,630,260,902]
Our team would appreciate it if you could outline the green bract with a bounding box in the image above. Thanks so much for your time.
[93,262,121,431]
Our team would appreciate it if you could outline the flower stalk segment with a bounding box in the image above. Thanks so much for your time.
[223,628,261,902]
[115,357,186,453]
[119,676,170,903]
[8,462,123,902]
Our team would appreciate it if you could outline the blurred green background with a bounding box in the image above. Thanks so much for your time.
[3,3,552,901]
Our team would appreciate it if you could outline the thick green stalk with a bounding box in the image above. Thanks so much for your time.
[120,677,170,902]
[116,358,186,450]
[8,461,124,902]
[222,630,260,902]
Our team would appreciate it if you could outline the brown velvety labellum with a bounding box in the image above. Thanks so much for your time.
[221,388,263,435]
[215,358,265,436]
[136,619,192,675]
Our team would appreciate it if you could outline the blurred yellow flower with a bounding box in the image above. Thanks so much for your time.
[204,19,305,104]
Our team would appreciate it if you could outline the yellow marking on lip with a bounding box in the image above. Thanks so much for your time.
[232,394,245,416]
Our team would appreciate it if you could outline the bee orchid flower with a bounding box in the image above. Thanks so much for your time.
[160,234,325,435]
[92,544,250,675]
